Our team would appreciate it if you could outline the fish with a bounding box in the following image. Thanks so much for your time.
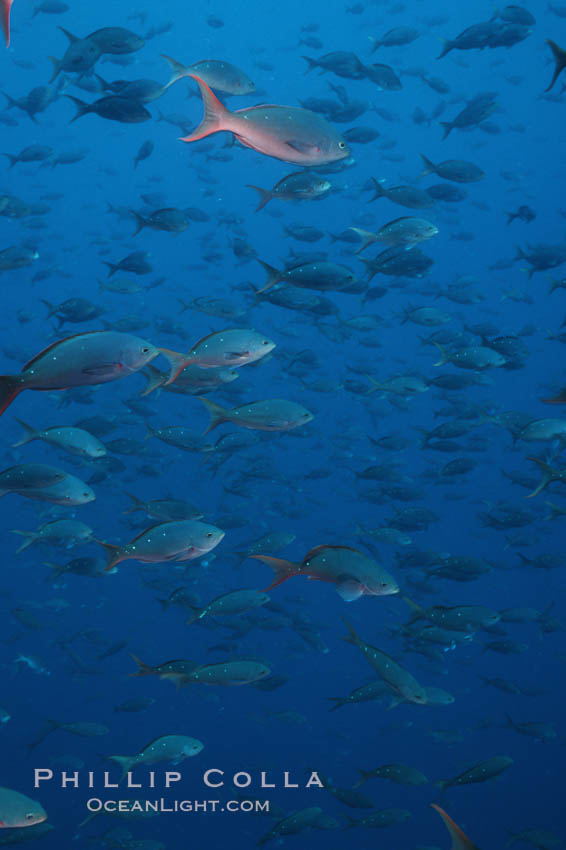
[163,55,255,94]
[436,756,513,791]
[197,397,314,433]
[0,331,165,416]
[108,735,203,780]
[246,172,331,211]
[252,544,398,600]
[0,788,46,828]
[95,520,225,570]
[177,73,350,165]
[158,329,276,387]
[1,0,13,47]
[342,619,428,704]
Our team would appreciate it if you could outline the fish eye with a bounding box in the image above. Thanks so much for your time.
[338,141,346,149]
[206,532,213,538]
[25,814,35,821]
[141,347,150,354]
[262,340,270,345]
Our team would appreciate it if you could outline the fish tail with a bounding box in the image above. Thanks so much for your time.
[161,53,190,90]
[11,418,39,447]
[47,56,62,83]
[93,539,122,570]
[107,755,134,781]
[65,94,91,123]
[526,457,558,498]
[402,595,426,623]
[353,769,371,788]
[368,176,386,202]
[2,91,18,109]
[545,40,566,91]
[0,375,22,417]
[505,211,516,225]
[197,397,229,434]
[11,530,37,553]
[349,226,376,254]
[102,261,119,278]
[246,185,272,212]
[433,341,450,366]
[250,555,298,590]
[327,697,346,711]
[340,617,361,646]
[436,40,453,59]
[1,0,11,47]
[121,491,144,513]
[129,210,147,237]
[419,153,435,177]
[184,606,204,625]
[542,387,566,404]
[3,152,18,168]
[40,298,58,317]
[439,121,453,140]
[179,73,231,142]
[434,780,448,792]
[129,653,155,677]
[256,259,283,293]
[157,348,191,387]
[139,364,167,398]
[431,804,476,848]
[301,55,319,73]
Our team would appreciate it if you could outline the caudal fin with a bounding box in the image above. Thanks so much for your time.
[526,457,561,498]
[431,804,479,850]
[197,397,229,434]
[250,555,298,590]
[302,55,319,73]
[179,74,231,142]
[1,0,12,47]
[419,153,436,177]
[545,40,566,92]
[139,364,167,397]
[246,185,273,212]
[93,539,123,571]
[129,653,155,677]
[0,376,22,417]
[161,54,191,90]
[11,418,39,447]
[256,259,283,293]
[11,530,37,553]
[368,176,386,202]
[129,210,147,237]
[349,227,377,255]
[107,754,134,782]
[65,94,91,123]
[157,348,192,387]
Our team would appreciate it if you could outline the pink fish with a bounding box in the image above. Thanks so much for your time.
[1,0,13,47]
[431,805,479,850]
[179,73,350,166]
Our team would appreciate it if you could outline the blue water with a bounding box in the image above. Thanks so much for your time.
[0,0,564,847]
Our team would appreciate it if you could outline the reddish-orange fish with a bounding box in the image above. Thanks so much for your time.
[1,0,13,47]
[431,805,479,850]
[179,73,350,166]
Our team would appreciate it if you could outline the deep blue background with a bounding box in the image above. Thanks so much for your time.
[0,0,564,847]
